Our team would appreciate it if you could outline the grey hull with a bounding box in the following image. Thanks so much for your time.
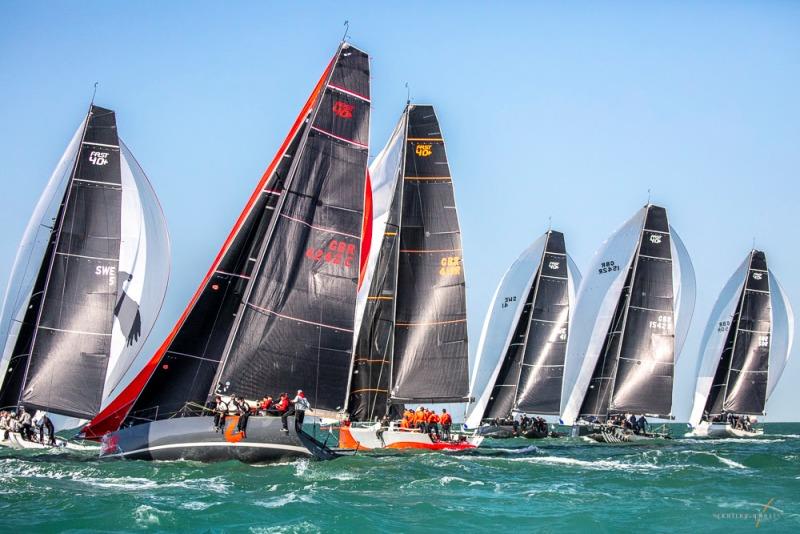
[100,415,312,462]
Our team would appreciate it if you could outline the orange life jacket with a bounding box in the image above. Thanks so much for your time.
[441,413,452,426]
[415,410,425,425]
[428,413,439,424]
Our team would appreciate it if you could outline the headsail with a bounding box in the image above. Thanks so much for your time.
[389,105,470,404]
[0,106,169,420]
[84,44,370,437]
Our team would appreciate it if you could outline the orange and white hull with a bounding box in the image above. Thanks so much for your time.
[340,423,483,451]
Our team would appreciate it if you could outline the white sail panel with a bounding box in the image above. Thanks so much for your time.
[688,256,748,426]
[766,272,794,400]
[560,207,646,424]
[102,141,170,406]
[352,114,407,347]
[671,228,696,360]
[465,233,547,428]
[0,121,85,385]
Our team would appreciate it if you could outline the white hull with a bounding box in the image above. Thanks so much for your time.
[687,421,764,439]
[0,431,96,451]
[343,423,483,451]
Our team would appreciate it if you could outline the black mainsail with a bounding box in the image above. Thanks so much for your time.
[0,107,122,419]
[85,44,371,437]
[390,105,470,404]
[703,250,771,417]
[578,205,676,420]
[480,231,572,420]
[347,105,469,420]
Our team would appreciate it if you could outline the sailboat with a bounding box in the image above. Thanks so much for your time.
[82,43,372,462]
[465,229,581,439]
[0,105,170,449]
[335,104,481,453]
[688,249,793,438]
[561,204,695,443]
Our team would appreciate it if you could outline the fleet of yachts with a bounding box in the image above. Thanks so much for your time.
[0,41,793,462]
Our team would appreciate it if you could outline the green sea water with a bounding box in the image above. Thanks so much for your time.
[1,423,798,533]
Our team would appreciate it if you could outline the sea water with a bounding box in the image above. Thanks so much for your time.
[1,423,798,532]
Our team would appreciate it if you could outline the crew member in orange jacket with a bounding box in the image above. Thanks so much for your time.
[440,409,453,441]
[415,407,426,432]
[427,411,440,439]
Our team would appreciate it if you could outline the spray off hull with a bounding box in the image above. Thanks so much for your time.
[99,415,311,462]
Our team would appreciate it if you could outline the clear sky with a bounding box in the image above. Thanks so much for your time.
[1,2,798,421]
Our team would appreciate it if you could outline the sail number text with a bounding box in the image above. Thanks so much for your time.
[305,239,356,268]
[598,261,620,275]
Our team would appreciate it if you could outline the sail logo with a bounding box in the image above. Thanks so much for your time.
[415,144,433,157]
[598,261,620,274]
[95,264,117,287]
[649,234,662,244]
[558,327,567,341]
[440,256,461,276]
[548,261,560,270]
[89,151,109,166]
[305,239,356,268]
[753,272,763,281]
[332,101,354,118]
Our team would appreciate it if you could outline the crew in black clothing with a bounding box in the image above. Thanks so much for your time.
[236,397,250,437]
[213,395,229,431]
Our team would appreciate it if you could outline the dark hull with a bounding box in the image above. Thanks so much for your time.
[99,415,311,462]
[478,424,558,440]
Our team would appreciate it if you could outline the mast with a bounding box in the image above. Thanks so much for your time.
[389,105,470,405]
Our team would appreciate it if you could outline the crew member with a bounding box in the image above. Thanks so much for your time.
[213,395,229,432]
[260,395,273,414]
[236,397,250,437]
[440,409,452,441]
[37,413,56,446]
[637,415,648,434]
[427,410,440,439]
[276,393,292,432]
[292,390,310,428]
[18,407,32,441]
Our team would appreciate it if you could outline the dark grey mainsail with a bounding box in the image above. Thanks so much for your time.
[515,231,571,415]
[579,205,676,420]
[704,250,771,416]
[0,106,123,419]
[480,231,572,420]
[389,105,470,404]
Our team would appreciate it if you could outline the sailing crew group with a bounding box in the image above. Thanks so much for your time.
[211,390,311,436]
[0,408,57,445]
[399,407,453,441]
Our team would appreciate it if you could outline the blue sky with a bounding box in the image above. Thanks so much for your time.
[1,2,799,420]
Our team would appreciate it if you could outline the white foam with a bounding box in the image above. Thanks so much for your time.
[133,505,169,527]
[439,476,484,486]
